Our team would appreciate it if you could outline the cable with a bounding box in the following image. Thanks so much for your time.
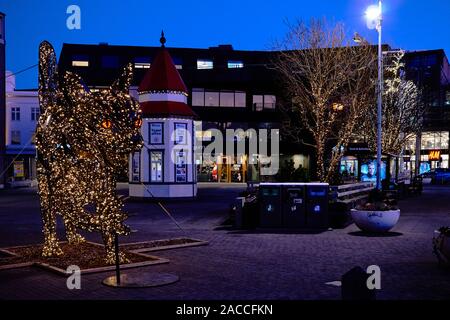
[136,141,187,234]
[0,63,38,81]
[140,182,186,234]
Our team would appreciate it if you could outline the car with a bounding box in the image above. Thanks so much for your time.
[420,168,450,184]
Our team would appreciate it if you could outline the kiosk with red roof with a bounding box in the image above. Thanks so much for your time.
[129,32,197,199]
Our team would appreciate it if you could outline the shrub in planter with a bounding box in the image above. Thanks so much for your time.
[351,190,400,233]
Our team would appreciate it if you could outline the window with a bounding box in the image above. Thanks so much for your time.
[235,91,246,107]
[421,132,449,150]
[253,95,263,111]
[205,91,220,106]
[131,152,140,182]
[227,60,244,69]
[192,88,205,106]
[150,151,163,182]
[264,95,276,109]
[253,95,276,110]
[173,57,183,70]
[175,150,187,182]
[11,130,21,145]
[197,59,214,70]
[445,90,450,106]
[31,107,40,121]
[405,135,417,152]
[174,123,188,145]
[149,122,164,144]
[134,57,151,69]
[101,56,119,68]
[220,91,234,107]
[30,132,36,145]
[11,107,20,121]
[194,89,246,107]
[72,55,89,67]
[196,130,213,141]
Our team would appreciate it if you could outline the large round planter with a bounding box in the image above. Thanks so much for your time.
[351,209,400,233]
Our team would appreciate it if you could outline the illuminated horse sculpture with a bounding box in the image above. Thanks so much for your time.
[36,41,143,263]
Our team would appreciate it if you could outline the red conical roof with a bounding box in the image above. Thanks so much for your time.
[138,47,188,93]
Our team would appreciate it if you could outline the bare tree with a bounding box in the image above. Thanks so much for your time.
[274,18,377,182]
[364,51,424,156]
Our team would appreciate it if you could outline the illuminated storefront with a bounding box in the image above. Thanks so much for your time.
[403,131,449,174]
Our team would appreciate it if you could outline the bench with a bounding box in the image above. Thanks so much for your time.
[329,182,375,228]
[332,182,375,205]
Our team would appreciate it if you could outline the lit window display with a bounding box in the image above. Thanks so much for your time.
[340,157,358,180]
[421,132,449,150]
[150,151,163,182]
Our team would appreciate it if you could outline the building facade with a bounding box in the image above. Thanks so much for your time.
[3,73,38,185]
[58,42,305,183]
[403,50,450,174]
[3,40,449,186]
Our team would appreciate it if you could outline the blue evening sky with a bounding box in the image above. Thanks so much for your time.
[2,0,450,89]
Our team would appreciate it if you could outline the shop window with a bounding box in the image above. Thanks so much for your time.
[174,123,188,145]
[175,150,187,182]
[421,132,449,150]
[149,122,164,144]
[150,151,163,182]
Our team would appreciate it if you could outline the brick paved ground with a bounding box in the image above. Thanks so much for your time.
[0,183,449,300]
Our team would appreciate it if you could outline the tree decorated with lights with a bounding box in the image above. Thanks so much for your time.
[364,51,424,156]
[36,41,143,263]
[275,19,377,182]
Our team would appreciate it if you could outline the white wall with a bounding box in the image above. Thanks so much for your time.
[5,76,39,150]
[129,116,197,198]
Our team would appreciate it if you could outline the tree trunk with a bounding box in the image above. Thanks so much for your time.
[316,141,326,182]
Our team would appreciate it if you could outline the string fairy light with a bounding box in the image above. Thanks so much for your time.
[36,41,143,264]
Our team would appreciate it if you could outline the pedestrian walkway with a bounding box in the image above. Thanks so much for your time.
[0,184,449,299]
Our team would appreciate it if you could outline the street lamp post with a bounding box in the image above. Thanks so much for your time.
[366,1,383,190]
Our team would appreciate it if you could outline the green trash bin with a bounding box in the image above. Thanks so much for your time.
[259,183,282,228]
[306,183,329,228]
[282,184,306,228]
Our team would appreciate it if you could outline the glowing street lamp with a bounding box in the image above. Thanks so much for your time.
[366,1,383,191]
